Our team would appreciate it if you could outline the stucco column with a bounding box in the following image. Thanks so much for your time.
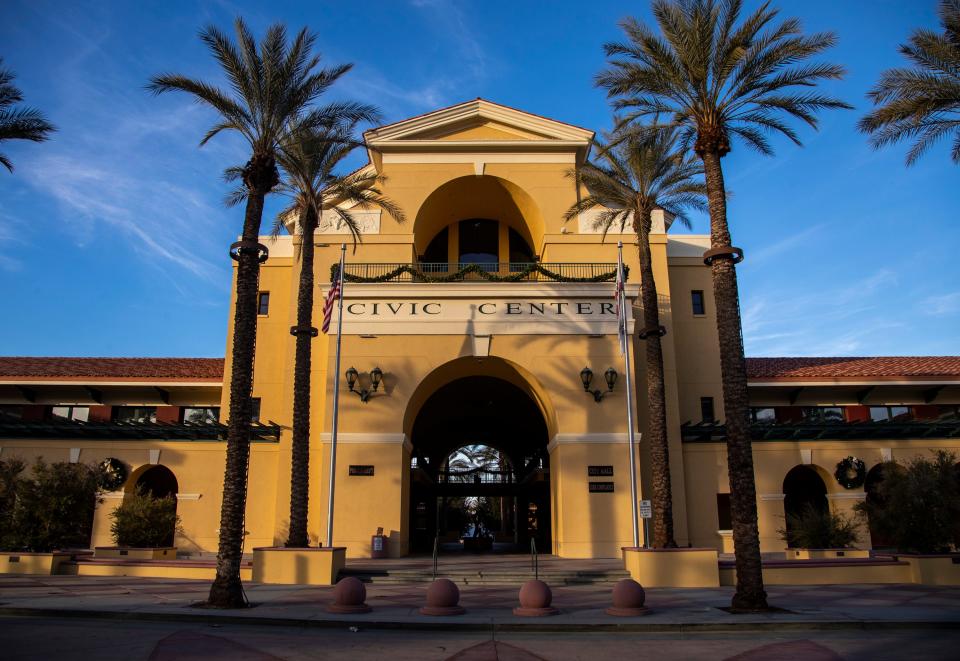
[756,493,785,553]
[827,491,870,548]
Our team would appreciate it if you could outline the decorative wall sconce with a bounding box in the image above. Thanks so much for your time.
[580,366,618,403]
[345,366,383,403]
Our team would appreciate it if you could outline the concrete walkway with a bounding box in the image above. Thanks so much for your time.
[1,575,958,632]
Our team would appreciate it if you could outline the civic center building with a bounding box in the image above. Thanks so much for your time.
[2,100,959,561]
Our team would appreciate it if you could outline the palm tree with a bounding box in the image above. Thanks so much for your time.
[0,58,55,172]
[563,126,706,549]
[859,0,960,165]
[596,0,850,611]
[268,119,404,548]
[148,18,375,608]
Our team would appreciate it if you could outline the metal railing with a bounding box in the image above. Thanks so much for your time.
[333,262,624,283]
[530,538,539,580]
[680,418,960,443]
[432,535,440,580]
[439,469,515,484]
[0,420,282,442]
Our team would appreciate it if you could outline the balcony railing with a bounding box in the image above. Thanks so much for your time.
[681,419,960,443]
[332,262,626,284]
[0,420,282,442]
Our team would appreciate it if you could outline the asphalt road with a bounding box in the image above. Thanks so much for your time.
[2,615,959,660]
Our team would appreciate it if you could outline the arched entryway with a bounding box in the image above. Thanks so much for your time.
[782,465,829,541]
[408,375,551,554]
[125,465,179,546]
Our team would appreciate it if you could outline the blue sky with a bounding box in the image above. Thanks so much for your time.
[0,0,957,358]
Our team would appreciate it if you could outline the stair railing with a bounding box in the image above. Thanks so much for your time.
[432,534,439,580]
[530,538,538,580]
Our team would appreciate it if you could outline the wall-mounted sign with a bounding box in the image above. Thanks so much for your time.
[588,465,614,477]
[349,465,375,476]
[589,481,614,493]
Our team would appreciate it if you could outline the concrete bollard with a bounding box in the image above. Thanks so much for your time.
[419,578,465,616]
[605,578,649,616]
[513,579,558,616]
[326,576,372,614]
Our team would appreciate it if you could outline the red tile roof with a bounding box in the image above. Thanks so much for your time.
[0,357,224,382]
[746,357,960,381]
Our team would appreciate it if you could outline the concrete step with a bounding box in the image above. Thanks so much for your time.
[340,568,631,586]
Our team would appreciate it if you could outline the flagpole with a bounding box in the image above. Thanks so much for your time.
[619,241,641,549]
[325,243,346,548]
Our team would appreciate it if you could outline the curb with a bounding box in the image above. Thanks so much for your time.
[0,607,956,633]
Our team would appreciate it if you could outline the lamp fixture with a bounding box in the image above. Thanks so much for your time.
[580,366,618,403]
[345,366,383,403]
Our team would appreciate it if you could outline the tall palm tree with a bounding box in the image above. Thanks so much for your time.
[0,58,55,172]
[269,120,404,548]
[597,0,850,611]
[859,0,960,165]
[563,126,706,549]
[148,18,375,608]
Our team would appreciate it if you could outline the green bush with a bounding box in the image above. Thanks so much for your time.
[110,487,181,547]
[0,458,104,552]
[778,504,861,549]
[854,451,960,554]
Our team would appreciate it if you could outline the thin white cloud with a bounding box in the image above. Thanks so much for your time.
[921,292,960,317]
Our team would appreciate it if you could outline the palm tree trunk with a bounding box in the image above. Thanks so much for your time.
[701,149,768,611]
[286,207,318,547]
[633,204,676,548]
[208,187,266,608]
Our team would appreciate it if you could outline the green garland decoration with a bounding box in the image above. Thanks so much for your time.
[99,457,129,491]
[834,456,866,489]
[331,262,627,284]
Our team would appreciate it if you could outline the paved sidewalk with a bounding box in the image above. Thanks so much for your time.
[1,575,959,631]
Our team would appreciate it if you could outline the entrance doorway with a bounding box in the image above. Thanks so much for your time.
[782,465,829,541]
[408,375,551,554]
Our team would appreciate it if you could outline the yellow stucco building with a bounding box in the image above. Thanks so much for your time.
[2,100,959,563]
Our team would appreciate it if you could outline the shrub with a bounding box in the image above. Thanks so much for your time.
[0,458,26,546]
[778,504,860,549]
[110,487,181,547]
[0,458,104,552]
[855,451,960,554]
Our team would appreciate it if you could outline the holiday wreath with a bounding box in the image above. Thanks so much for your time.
[834,456,866,489]
[99,457,129,491]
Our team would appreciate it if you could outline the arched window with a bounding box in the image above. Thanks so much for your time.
[782,465,828,542]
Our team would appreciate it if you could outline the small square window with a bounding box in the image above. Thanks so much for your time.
[751,407,776,424]
[258,292,270,316]
[251,397,261,423]
[50,405,90,422]
[691,290,705,315]
[113,406,156,423]
[182,407,219,424]
[700,397,715,423]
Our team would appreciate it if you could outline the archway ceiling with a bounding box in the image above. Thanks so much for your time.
[412,376,548,467]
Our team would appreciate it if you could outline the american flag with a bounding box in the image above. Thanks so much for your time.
[615,246,627,355]
[321,267,342,334]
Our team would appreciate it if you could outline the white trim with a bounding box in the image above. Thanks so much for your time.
[402,437,414,455]
[800,449,812,466]
[318,432,407,444]
[69,448,81,464]
[381,151,576,163]
[880,447,893,462]
[326,283,640,298]
[471,334,491,357]
[827,492,865,501]
[101,492,124,500]
[176,493,202,501]
[365,99,594,144]
[551,433,631,444]
[759,493,786,501]
[148,449,160,465]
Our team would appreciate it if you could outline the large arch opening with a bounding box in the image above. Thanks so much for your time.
[413,175,545,262]
[124,465,179,547]
[408,375,551,554]
[782,465,829,543]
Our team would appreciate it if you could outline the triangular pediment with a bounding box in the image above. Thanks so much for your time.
[365,99,594,146]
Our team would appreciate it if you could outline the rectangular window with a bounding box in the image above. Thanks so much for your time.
[258,292,270,316]
[0,405,23,420]
[751,407,776,424]
[182,407,220,424]
[802,406,844,423]
[700,397,715,423]
[113,406,157,423]
[50,405,90,422]
[716,493,732,530]
[251,397,261,423]
[691,290,705,315]
[869,406,911,422]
